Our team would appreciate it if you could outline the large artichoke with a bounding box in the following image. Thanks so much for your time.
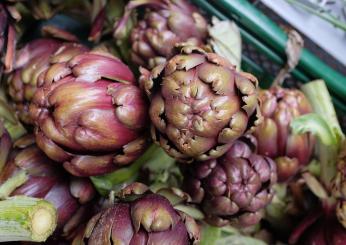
[140,46,261,162]
[0,134,96,237]
[73,182,200,245]
[114,0,208,69]
[29,47,149,176]
[182,136,277,227]
[254,86,315,181]
[7,38,64,124]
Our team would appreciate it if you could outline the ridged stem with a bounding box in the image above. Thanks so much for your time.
[0,196,57,242]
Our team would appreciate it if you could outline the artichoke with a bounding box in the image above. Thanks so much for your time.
[72,182,200,245]
[7,38,63,124]
[140,46,261,162]
[114,0,208,69]
[254,86,315,181]
[29,47,149,176]
[182,136,277,227]
[0,134,96,237]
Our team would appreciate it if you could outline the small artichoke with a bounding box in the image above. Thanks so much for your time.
[73,182,200,245]
[140,46,261,162]
[0,134,96,237]
[29,46,149,176]
[254,86,315,181]
[114,0,208,69]
[7,38,63,124]
[182,136,277,227]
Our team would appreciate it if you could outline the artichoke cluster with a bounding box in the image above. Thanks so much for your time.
[0,0,334,244]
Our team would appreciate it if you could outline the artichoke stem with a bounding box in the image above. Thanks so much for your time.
[0,170,28,199]
[0,196,57,242]
[301,80,344,189]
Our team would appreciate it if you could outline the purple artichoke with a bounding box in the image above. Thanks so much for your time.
[73,182,200,245]
[7,38,63,124]
[29,46,149,177]
[182,136,277,227]
[254,86,315,181]
[140,46,261,162]
[0,134,96,237]
[114,0,208,69]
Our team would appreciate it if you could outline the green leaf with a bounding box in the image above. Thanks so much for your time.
[291,113,336,146]
[215,235,266,245]
[208,17,242,69]
[200,225,221,245]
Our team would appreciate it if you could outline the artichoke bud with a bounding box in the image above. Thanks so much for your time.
[76,182,200,244]
[182,136,277,227]
[142,45,261,162]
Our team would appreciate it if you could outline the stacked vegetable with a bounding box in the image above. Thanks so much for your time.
[0,0,345,244]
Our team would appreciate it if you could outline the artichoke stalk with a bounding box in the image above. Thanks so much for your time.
[114,0,208,69]
[0,196,57,242]
[182,136,277,227]
[0,134,96,238]
[29,46,149,177]
[254,86,315,181]
[72,182,200,245]
[140,45,261,162]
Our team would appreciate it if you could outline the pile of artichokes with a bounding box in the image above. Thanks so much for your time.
[0,0,345,244]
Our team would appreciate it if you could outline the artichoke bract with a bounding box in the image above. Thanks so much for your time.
[0,134,96,237]
[29,46,149,177]
[0,2,16,76]
[73,182,200,245]
[7,39,63,124]
[140,46,261,162]
[254,86,315,181]
[182,136,277,227]
[114,0,208,69]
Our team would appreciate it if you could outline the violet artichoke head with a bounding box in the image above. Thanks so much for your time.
[114,0,208,69]
[140,46,261,162]
[7,38,63,124]
[0,134,96,237]
[182,136,277,227]
[29,46,149,177]
[74,182,200,245]
[254,86,315,181]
